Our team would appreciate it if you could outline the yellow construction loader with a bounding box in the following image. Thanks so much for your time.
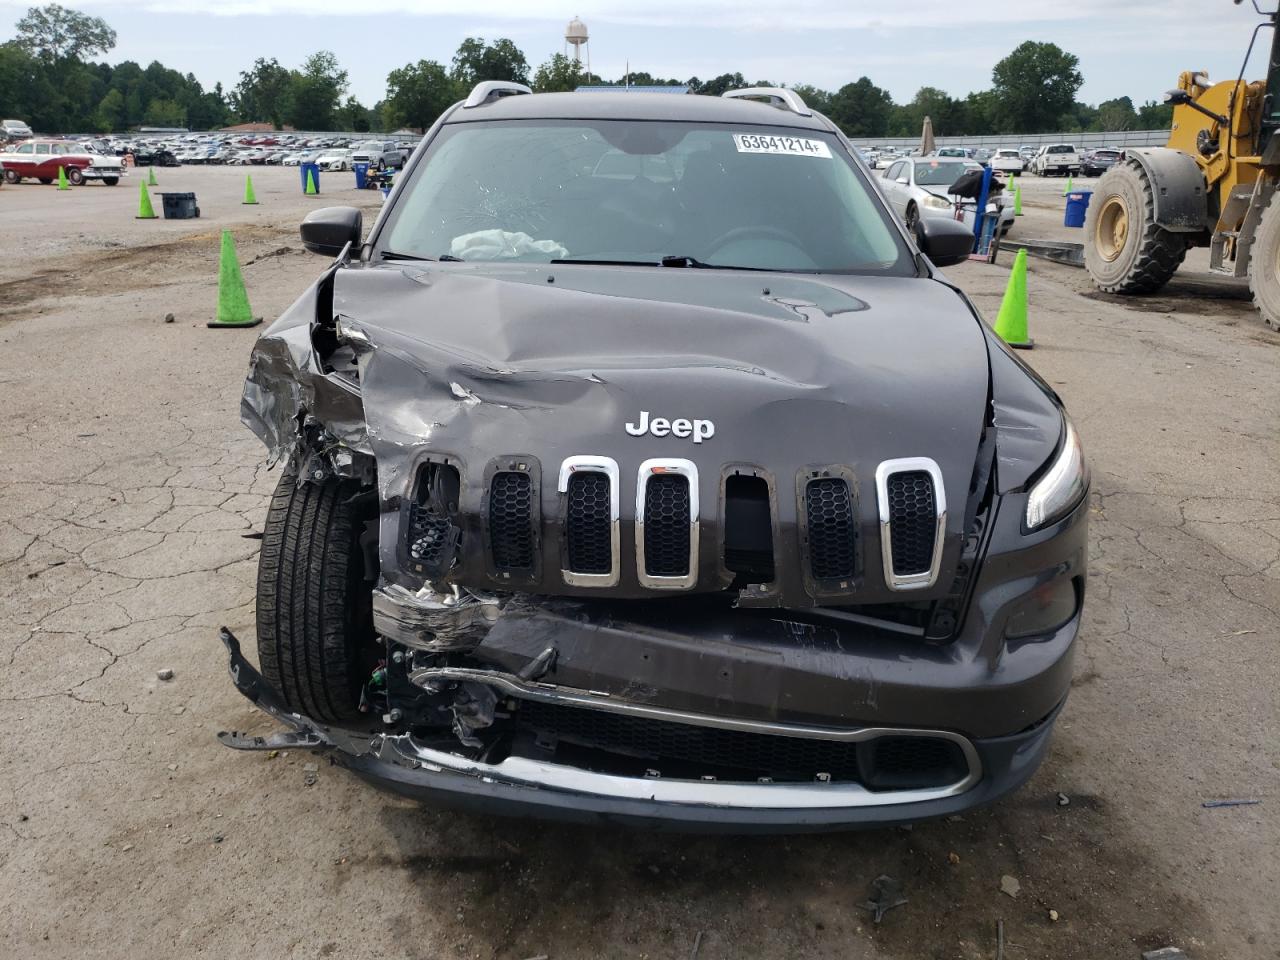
[1085,0,1280,329]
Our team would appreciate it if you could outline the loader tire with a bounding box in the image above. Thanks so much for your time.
[1248,190,1280,331]
[1085,158,1187,294]
[256,467,378,725]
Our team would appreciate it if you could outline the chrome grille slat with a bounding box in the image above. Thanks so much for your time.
[635,458,699,589]
[875,458,946,591]
[558,456,620,587]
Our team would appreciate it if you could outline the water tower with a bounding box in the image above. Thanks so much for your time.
[564,17,590,75]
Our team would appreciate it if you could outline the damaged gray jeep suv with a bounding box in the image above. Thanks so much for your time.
[220,82,1090,831]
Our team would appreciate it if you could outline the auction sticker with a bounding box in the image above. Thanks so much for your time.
[732,133,831,158]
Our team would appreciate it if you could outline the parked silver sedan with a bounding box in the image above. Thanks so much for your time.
[879,157,1014,236]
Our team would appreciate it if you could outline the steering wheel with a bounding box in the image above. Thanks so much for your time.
[703,224,807,256]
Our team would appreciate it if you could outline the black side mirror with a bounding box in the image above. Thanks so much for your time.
[1163,88,1191,106]
[300,206,363,257]
[914,216,973,267]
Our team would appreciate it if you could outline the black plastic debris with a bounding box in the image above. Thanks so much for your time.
[859,874,908,923]
[1201,799,1260,809]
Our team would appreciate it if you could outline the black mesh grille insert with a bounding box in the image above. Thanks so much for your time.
[518,700,863,782]
[515,701,968,789]
[565,472,612,574]
[406,504,454,572]
[643,474,691,576]
[887,471,937,576]
[804,477,856,581]
[488,471,534,571]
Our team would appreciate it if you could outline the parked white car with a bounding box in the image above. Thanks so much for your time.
[989,149,1025,174]
[880,157,1014,236]
[316,149,353,172]
[1031,143,1080,177]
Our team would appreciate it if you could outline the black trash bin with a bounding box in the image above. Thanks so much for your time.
[159,192,200,219]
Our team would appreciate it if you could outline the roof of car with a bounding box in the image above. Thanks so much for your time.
[444,91,834,132]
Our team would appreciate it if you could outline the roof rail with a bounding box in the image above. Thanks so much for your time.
[463,80,533,109]
[721,87,812,118]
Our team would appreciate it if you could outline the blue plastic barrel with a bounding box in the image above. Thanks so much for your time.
[300,162,320,194]
[353,162,369,189]
[1064,190,1093,228]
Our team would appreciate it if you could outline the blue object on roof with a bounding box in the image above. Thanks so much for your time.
[575,85,690,94]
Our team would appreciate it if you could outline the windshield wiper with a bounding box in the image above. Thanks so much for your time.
[659,255,772,272]
[549,255,776,272]
[379,251,465,262]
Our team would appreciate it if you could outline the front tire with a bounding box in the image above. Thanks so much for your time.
[256,468,379,724]
[67,167,84,186]
[1084,158,1187,294]
[1248,190,1280,331]
[103,177,119,186]
[904,202,919,231]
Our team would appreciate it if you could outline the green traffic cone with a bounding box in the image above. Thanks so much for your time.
[243,174,258,205]
[994,248,1033,349]
[208,231,262,329]
[56,165,70,190]
[135,179,157,219]
[147,166,157,187]
[1063,175,1073,196]
[305,169,318,195]
[1014,184,1024,216]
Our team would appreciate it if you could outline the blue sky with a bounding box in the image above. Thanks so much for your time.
[0,1,1269,110]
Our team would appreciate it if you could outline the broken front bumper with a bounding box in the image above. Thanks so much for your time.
[218,626,1063,832]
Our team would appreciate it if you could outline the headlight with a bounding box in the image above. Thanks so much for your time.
[1026,420,1088,530]
[922,195,952,210]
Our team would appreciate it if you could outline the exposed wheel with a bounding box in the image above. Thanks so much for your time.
[3,169,18,184]
[1084,158,1188,294]
[38,177,52,185]
[103,177,119,186]
[256,467,379,724]
[1248,189,1280,331]
[904,202,919,231]
[67,167,84,186]
[377,159,386,171]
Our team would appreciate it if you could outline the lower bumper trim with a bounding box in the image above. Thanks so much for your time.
[215,627,1064,830]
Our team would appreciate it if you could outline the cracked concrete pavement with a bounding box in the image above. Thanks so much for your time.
[0,166,1276,959]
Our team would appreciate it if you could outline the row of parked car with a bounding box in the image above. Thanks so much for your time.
[862,143,1123,178]
[0,123,419,178]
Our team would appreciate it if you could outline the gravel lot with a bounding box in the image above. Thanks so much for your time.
[0,165,1276,960]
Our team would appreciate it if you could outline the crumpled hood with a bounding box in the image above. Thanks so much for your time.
[334,263,990,494]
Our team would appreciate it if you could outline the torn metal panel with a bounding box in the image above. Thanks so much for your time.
[372,581,502,652]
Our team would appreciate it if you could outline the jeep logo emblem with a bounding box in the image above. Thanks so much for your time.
[625,411,715,443]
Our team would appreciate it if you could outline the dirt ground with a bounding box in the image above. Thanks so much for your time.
[0,165,1276,960]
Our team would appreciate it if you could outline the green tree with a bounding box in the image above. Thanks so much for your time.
[532,53,583,92]
[289,50,347,129]
[1095,96,1138,131]
[385,59,457,132]
[234,57,293,127]
[95,87,125,130]
[991,41,1083,133]
[1137,99,1174,130]
[15,3,115,62]
[891,86,962,137]
[143,96,185,128]
[699,72,746,97]
[827,77,896,137]
[338,95,371,132]
[451,37,529,86]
